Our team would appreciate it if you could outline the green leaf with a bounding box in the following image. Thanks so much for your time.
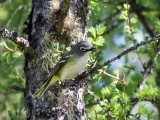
[138,104,145,115]
[146,109,154,120]
[123,3,130,10]
[120,11,127,20]
[13,68,19,75]
[96,24,106,36]
[102,66,108,71]
[53,53,60,59]
[66,47,71,52]
[2,51,10,57]
[131,18,137,24]
[89,27,96,38]
[124,25,131,34]
[8,110,18,120]
[113,69,119,78]
[13,52,21,58]
[61,44,66,51]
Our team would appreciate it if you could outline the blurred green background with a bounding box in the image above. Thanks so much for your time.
[0,0,160,119]
[0,0,31,119]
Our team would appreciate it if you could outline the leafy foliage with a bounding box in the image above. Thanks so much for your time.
[85,0,160,120]
[0,0,160,119]
[0,0,30,119]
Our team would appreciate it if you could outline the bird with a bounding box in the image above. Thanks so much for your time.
[34,41,95,98]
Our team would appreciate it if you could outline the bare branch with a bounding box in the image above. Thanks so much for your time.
[129,0,158,37]
[94,108,98,120]
[75,34,160,83]
[98,69,121,81]
[125,0,144,68]
[125,0,137,44]
[98,36,159,69]
[0,27,34,55]
[122,74,125,93]
[128,0,160,91]
[139,49,160,90]
[11,85,25,92]
[13,73,25,83]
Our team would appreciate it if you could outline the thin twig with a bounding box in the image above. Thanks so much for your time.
[105,103,112,112]
[98,69,121,81]
[122,74,125,93]
[11,85,25,92]
[129,0,157,37]
[13,73,25,82]
[99,35,160,71]
[143,98,160,104]
[129,113,140,119]
[0,27,34,55]
[94,108,98,120]
[75,34,160,82]
[89,51,101,70]
[128,0,160,92]
[139,49,160,90]
[53,48,63,54]
[87,88,99,101]
[98,101,117,119]
[98,69,126,92]
[125,0,144,68]
[125,0,136,44]
[154,51,160,62]
[4,44,24,55]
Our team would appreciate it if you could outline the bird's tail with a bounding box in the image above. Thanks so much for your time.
[34,76,58,98]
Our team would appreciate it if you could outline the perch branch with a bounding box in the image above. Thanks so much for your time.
[76,34,160,82]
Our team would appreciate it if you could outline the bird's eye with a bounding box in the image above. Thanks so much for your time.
[80,47,86,51]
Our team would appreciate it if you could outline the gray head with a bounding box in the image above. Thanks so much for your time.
[70,41,95,56]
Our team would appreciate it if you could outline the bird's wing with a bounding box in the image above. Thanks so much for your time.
[46,54,73,82]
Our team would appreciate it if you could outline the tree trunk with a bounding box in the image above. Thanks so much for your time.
[24,0,89,119]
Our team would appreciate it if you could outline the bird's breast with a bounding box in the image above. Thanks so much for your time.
[59,53,90,80]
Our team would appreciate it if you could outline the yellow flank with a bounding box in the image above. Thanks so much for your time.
[34,75,59,98]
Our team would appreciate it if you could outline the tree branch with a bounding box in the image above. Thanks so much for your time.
[125,0,144,68]
[11,85,25,92]
[128,0,160,91]
[0,27,34,55]
[129,0,158,37]
[76,34,160,83]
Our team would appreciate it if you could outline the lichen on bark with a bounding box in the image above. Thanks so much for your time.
[24,0,89,119]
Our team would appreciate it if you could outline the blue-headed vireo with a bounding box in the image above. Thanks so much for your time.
[34,41,95,98]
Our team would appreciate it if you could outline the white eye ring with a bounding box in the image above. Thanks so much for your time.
[80,47,86,51]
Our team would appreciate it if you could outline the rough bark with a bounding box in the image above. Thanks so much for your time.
[24,0,89,119]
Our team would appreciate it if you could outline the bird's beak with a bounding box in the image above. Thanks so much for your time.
[90,47,96,51]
